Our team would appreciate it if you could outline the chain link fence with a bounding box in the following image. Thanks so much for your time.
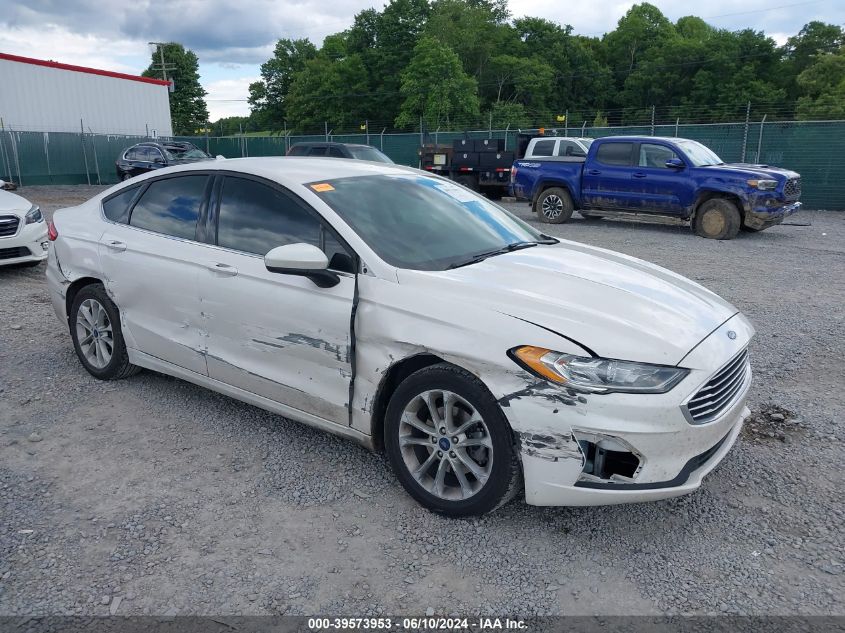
[0,120,842,209]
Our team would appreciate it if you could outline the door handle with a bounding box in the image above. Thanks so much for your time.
[587,169,601,175]
[208,262,238,277]
[633,172,647,178]
[105,240,126,252]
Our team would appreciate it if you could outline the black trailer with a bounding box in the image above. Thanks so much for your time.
[418,138,514,200]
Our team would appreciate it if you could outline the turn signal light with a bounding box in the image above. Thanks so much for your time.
[47,221,58,241]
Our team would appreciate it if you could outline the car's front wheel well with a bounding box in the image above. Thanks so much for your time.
[369,353,447,451]
[65,277,105,329]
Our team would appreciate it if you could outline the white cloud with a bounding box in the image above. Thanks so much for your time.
[204,76,260,120]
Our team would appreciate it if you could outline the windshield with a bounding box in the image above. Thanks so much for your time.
[675,140,723,167]
[310,174,550,271]
[349,146,394,163]
[164,145,211,160]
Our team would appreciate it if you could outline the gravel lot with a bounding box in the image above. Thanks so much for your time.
[1,185,843,617]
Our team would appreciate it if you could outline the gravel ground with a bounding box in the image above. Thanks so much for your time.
[0,185,843,617]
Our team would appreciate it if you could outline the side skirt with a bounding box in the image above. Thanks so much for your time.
[128,349,376,451]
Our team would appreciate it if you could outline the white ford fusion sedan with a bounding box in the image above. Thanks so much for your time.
[0,181,49,267]
[46,158,753,516]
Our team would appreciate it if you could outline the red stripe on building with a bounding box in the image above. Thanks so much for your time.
[0,52,171,86]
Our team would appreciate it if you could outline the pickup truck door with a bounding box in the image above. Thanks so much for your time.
[581,141,637,210]
[627,143,693,215]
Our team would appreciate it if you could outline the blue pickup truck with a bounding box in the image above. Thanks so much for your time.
[510,136,802,239]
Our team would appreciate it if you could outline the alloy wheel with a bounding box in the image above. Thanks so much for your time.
[75,298,114,369]
[398,389,493,501]
[541,195,563,219]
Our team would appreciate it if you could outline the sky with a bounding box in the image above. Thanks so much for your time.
[0,0,843,121]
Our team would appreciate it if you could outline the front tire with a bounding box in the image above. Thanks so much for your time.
[694,198,741,240]
[534,187,574,224]
[384,364,521,517]
[70,283,140,380]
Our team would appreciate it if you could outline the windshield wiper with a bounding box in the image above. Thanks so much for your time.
[447,241,540,269]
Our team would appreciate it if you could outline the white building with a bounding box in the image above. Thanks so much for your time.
[0,52,173,137]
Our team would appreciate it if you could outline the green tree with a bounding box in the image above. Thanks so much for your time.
[782,22,845,100]
[247,38,318,130]
[395,36,481,129]
[142,43,208,135]
[796,47,845,119]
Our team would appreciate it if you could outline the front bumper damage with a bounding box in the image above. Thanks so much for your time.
[501,314,754,506]
[744,199,801,230]
[0,220,49,266]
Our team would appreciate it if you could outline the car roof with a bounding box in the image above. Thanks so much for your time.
[290,141,376,149]
[594,136,690,142]
[157,156,417,185]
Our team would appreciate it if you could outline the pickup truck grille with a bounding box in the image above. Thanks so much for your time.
[0,215,20,237]
[684,349,750,424]
[784,178,801,200]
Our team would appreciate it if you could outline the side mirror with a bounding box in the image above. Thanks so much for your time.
[665,158,685,169]
[264,243,340,288]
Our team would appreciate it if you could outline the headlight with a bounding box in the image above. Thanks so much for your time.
[747,179,778,191]
[509,346,689,394]
[25,205,43,225]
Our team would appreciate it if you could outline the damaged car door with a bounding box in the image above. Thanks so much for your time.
[198,174,356,425]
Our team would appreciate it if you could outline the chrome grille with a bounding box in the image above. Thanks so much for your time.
[784,178,801,200]
[0,215,20,237]
[684,349,750,424]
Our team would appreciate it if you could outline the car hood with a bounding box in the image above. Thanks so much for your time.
[0,189,32,216]
[401,241,738,366]
[702,163,799,181]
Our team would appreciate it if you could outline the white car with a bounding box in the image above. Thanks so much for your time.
[46,158,753,516]
[523,137,593,159]
[0,181,49,266]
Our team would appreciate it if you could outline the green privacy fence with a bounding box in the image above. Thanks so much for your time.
[1,120,843,209]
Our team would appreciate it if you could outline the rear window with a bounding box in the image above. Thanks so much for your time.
[102,185,140,224]
[595,142,634,166]
[129,175,208,240]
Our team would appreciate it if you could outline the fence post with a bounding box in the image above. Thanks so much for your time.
[284,121,289,153]
[80,119,91,186]
[581,121,586,136]
[504,124,510,151]
[564,110,568,137]
[756,114,767,163]
[325,122,328,142]
[675,117,680,137]
[419,117,423,146]
[0,119,9,183]
[44,132,52,183]
[488,112,493,139]
[365,120,369,146]
[741,102,751,161]
[380,128,386,151]
[650,105,655,136]
[8,128,22,186]
[87,127,101,185]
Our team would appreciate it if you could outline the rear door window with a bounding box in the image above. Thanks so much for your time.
[531,140,555,156]
[129,175,208,240]
[102,185,141,224]
[595,142,635,166]
[557,141,585,157]
[328,146,345,158]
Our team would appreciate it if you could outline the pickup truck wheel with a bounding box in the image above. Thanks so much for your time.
[694,198,741,240]
[534,187,573,224]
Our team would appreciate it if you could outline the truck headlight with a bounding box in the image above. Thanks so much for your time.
[25,205,43,224]
[747,179,778,191]
[509,346,689,394]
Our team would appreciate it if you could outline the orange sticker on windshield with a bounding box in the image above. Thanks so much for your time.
[310,183,335,192]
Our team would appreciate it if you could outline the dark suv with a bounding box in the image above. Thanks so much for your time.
[116,141,214,181]
[287,142,393,163]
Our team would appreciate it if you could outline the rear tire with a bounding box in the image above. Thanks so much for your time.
[534,187,574,224]
[70,283,140,380]
[694,198,741,240]
[384,363,521,517]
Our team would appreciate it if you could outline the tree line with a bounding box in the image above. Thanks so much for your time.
[146,1,845,136]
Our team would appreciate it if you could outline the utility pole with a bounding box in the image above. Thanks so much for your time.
[148,42,176,84]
